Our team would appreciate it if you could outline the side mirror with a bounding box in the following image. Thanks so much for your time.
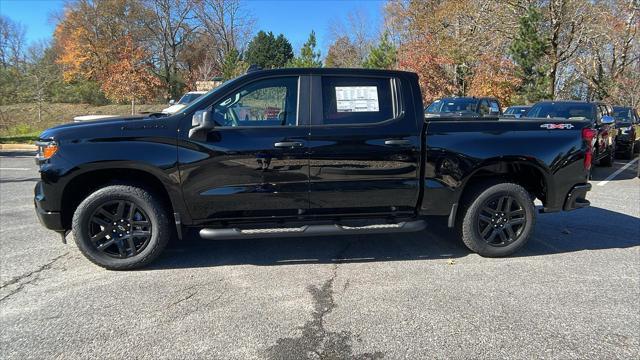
[188,110,215,139]
[169,99,175,105]
[600,115,615,125]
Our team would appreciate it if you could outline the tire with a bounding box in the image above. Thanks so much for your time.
[600,146,614,167]
[457,182,536,257]
[72,185,171,270]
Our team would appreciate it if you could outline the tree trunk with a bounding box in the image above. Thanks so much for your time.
[549,63,557,99]
[131,99,135,115]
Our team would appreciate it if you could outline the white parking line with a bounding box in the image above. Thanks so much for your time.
[596,158,639,186]
[0,168,31,171]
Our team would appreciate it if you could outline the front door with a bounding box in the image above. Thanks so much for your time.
[179,76,310,222]
[307,75,421,217]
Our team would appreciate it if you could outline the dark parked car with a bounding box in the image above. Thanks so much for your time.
[503,105,531,118]
[612,106,640,159]
[425,96,502,117]
[35,68,593,269]
[527,100,617,167]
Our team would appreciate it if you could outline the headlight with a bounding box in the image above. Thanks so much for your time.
[35,140,59,162]
[619,127,630,135]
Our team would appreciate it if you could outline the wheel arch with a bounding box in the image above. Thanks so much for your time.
[449,158,552,227]
[59,163,184,230]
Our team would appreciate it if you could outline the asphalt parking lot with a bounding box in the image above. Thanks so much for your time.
[1,151,638,359]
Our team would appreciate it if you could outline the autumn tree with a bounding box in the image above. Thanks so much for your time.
[398,36,456,103]
[54,0,148,82]
[577,0,639,102]
[363,31,397,69]
[468,56,521,106]
[544,0,592,98]
[288,31,322,68]
[244,31,293,69]
[328,8,374,64]
[195,0,255,72]
[325,36,360,68]
[101,37,162,114]
[142,0,196,100]
[0,15,26,69]
[0,15,27,106]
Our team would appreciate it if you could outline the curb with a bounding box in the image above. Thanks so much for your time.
[0,143,38,151]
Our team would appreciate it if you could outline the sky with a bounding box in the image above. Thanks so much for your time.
[0,0,385,54]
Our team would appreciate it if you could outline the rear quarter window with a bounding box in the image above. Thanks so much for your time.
[321,76,397,125]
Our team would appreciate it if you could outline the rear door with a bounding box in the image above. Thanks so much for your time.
[179,75,311,221]
[307,74,420,217]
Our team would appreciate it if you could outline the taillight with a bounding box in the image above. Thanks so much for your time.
[582,128,596,170]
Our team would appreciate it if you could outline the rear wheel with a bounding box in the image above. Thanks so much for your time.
[72,185,170,270]
[457,182,535,257]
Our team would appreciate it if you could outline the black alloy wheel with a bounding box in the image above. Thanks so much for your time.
[88,200,152,258]
[458,182,535,257]
[476,195,526,247]
[72,185,170,270]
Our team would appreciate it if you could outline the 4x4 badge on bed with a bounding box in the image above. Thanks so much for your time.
[540,123,574,129]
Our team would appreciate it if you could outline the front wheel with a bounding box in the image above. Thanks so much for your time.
[457,182,536,257]
[72,185,171,270]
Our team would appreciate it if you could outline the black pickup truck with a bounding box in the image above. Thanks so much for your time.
[35,68,593,270]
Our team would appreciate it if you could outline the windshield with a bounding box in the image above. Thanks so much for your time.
[505,107,529,115]
[612,107,632,123]
[527,103,594,121]
[178,93,203,105]
[426,98,478,113]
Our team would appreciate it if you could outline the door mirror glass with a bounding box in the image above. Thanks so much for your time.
[600,115,615,125]
[189,110,214,139]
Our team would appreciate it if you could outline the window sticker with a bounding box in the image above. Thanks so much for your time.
[335,86,379,112]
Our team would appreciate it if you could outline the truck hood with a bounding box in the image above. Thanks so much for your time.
[38,114,150,140]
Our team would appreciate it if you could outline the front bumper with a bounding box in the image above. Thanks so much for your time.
[34,182,64,232]
[563,183,591,211]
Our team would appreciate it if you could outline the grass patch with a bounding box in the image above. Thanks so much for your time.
[0,133,40,143]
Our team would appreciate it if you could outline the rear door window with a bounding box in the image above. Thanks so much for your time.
[320,76,398,125]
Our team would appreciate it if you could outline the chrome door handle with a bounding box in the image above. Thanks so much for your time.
[274,141,303,148]
[384,139,411,146]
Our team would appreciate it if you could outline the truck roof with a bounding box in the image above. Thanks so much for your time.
[243,67,419,78]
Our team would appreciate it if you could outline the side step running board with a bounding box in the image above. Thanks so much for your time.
[199,220,426,240]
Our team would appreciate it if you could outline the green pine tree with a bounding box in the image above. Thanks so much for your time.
[245,31,293,69]
[287,30,322,68]
[509,6,551,103]
[221,48,246,80]
[363,31,397,69]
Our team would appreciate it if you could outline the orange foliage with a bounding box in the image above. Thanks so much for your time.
[468,57,521,107]
[100,37,162,104]
[398,38,456,104]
